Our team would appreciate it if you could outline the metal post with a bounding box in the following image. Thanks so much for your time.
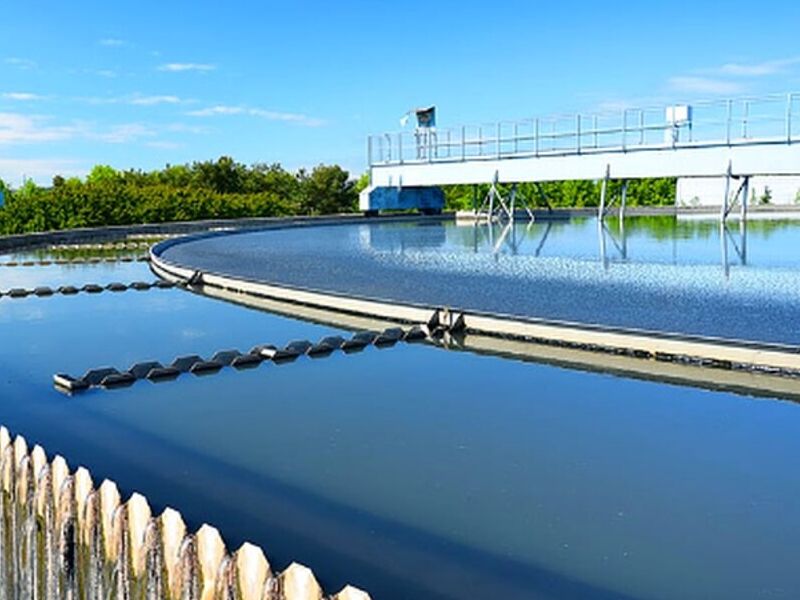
[787,93,793,143]
[514,123,519,155]
[593,114,598,148]
[741,176,749,223]
[367,136,373,166]
[576,114,581,154]
[721,161,732,221]
[497,122,502,158]
[398,133,403,164]
[488,173,496,220]
[478,126,483,157]
[461,126,466,160]
[619,180,628,221]
[446,130,451,159]
[386,134,392,163]
[726,99,732,145]
[621,110,627,151]
[509,183,517,223]
[639,110,644,145]
[742,101,749,139]
[534,119,540,156]
[598,164,610,221]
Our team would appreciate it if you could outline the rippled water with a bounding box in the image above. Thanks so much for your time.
[160,217,800,344]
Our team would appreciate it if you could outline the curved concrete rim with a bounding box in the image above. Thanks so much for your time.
[151,220,800,379]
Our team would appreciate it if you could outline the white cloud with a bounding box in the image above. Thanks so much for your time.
[0,158,86,186]
[91,123,156,144]
[1,92,45,101]
[4,57,37,70]
[187,105,244,116]
[98,38,126,47]
[75,94,185,106]
[718,57,800,77]
[0,112,163,146]
[129,95,182,106]
[166,122,209,134]
[188,104,325,126]
[158,63,215,72]
[667,76,744,95]
[146,140,183,150]
[0,113,79,144]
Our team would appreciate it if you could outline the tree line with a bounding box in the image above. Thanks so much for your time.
[0,158,358,234]
[0,156,677,234]
[441,178,676,211]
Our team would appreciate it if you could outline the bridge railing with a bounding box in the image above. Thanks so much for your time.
[368,92,799,167]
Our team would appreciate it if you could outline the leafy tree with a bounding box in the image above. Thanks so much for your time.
[86,164,120,186]
[298,165,357,214]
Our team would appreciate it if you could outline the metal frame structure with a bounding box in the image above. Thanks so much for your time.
[367,92,800,222]
[369,92,799,167]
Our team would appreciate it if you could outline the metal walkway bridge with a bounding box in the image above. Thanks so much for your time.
[362,92,800,220]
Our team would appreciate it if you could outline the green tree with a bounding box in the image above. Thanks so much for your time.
[86,164,120,185]
[298,165,357,214]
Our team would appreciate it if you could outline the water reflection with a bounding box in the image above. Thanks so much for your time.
[720,219,748,277]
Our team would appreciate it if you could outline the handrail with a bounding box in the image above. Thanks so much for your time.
[368,92,799,166]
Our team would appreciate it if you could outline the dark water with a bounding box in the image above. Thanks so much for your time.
[160,217,800,345]
[1,244,800,599]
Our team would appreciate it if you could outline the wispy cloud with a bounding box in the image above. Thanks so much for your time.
[188,104,325,126]
[158,63,215,73]
[4,57,37,70]
[717,57,800,77]
[187,105,244,116]
[90,123,156,144]
[98,38,126,47]
[0,111,167,147]
[75,94,186,106]
[667,76,744,95]
[129,95,182,106]
[146,140,183,150]
[166,122,208,134]
[0,158,87,185]
[0,113,79,144]
[1,92,45,102]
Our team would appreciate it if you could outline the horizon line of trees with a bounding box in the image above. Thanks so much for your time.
[0,156,678,235]
[0,157,361,234]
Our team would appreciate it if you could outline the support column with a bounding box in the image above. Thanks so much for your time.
[598,164,610,221]
[721,161,732,222]
[740,176,749,223]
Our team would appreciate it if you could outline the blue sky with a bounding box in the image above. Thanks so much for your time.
[1,0,799,185]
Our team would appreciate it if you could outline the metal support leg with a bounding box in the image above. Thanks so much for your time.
[619,180,628,221]
[509,184,517,224]
[598,164,610,221]
[740,176,749,223]
[721,161,732,222]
